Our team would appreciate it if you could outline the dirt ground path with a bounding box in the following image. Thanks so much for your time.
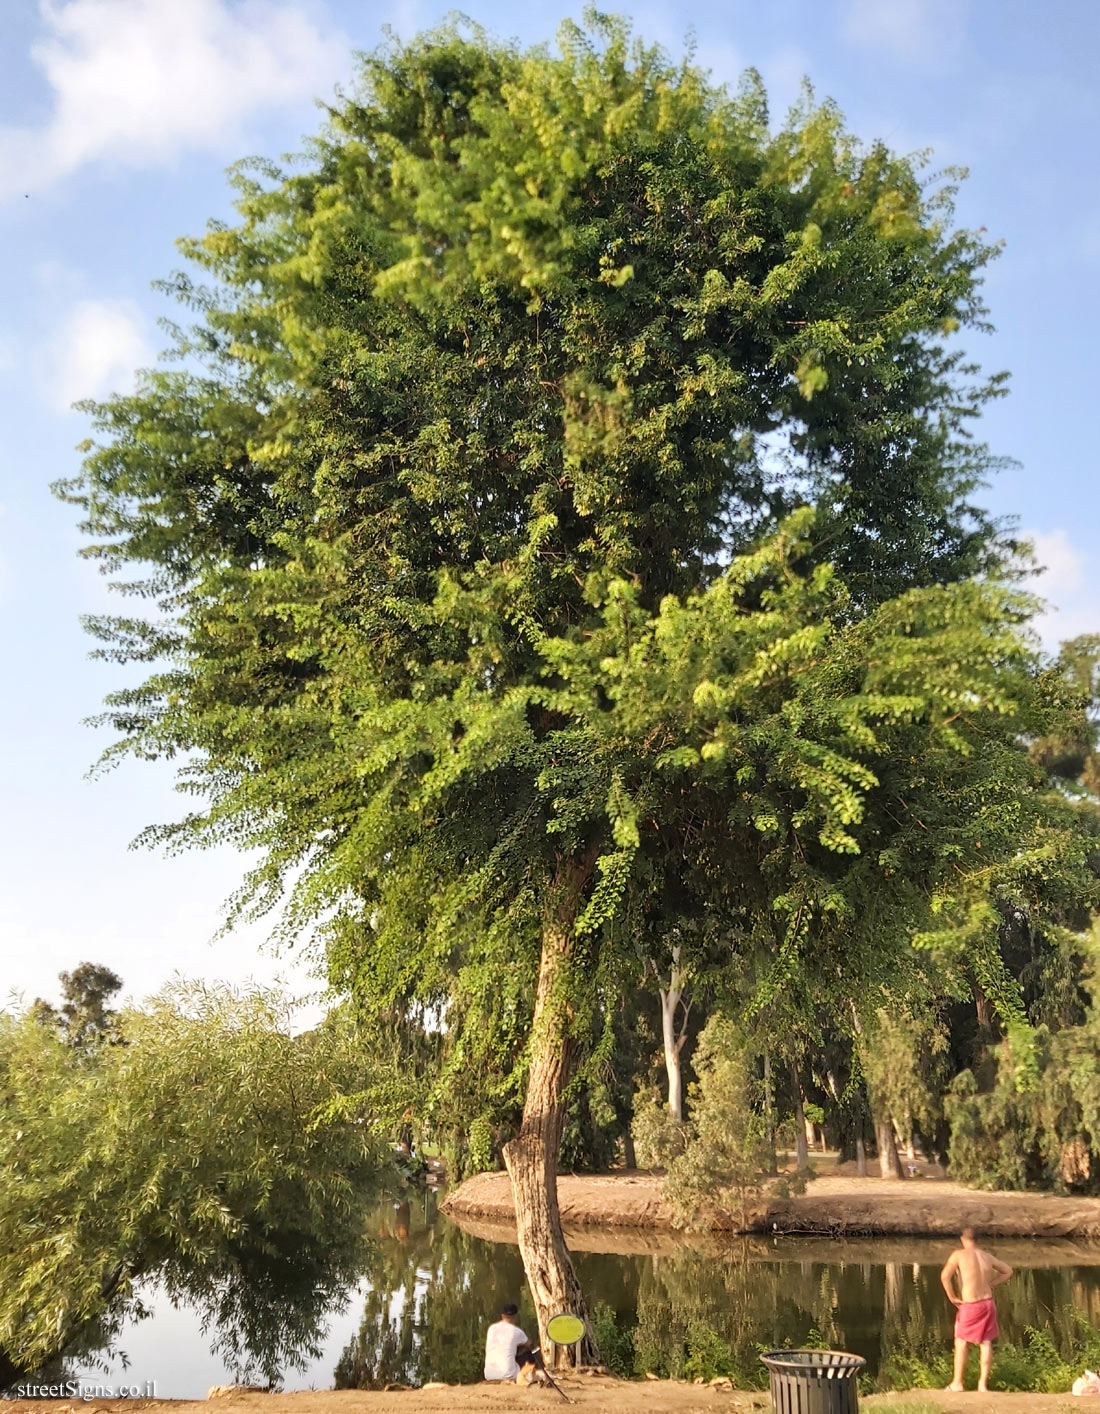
[2,1385,1082,1414]
[442,1168,1100,1240]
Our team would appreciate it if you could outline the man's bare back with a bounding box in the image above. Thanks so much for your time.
[940,1228,1013,1392]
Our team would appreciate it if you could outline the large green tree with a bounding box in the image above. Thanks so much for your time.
[60,15,1040,1359]
[0,983,389,1387]
[32,962,123,1048]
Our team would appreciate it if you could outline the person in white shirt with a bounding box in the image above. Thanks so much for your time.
[483,1302,529,1381]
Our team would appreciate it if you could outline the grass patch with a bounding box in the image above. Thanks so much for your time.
[869,1402,942,1413]
[875,1313,1100,1393]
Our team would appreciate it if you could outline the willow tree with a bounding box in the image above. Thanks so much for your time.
[0,985,387,1387]
[60,15,1028,1359]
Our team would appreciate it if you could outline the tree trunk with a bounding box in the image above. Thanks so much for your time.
[790,1059,809,1172]
[658,945,686,1121]
[763,1050,777,1175]
[502,863,599,1370]
[875,1116,905,1180]
[973,981,994,1034]
[849,1004,904,1181]
[622,1128,637,1171]
[855,1134,867,1177]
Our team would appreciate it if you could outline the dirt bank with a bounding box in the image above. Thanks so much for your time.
[0,1387,1083,1414]
[450,1209,1100,1266]
[441,1170,1100,1240]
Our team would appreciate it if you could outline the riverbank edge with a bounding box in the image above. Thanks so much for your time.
[440,1170,1100,1239]
[0,1387,1083,1413]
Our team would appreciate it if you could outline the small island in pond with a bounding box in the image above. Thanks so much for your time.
[443,1168,1100,1243]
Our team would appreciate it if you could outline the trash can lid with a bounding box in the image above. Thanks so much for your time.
[760,1349,866,1376]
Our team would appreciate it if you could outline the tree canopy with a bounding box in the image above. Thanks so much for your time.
[56,12,1068,1357]
[0,982,389,1387]
[32,962,123,1048]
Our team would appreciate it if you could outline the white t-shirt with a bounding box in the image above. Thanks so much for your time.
[484,1319,529,1380]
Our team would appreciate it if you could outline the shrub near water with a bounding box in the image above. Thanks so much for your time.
[630,1091,689,1171]
[637,1015,804,1231]
[589,1302,635,1378]
[945,936,1100,1195]
[599,1293,1100,1392]
[872,1313,1100,1393]
[630,1302,769,1388]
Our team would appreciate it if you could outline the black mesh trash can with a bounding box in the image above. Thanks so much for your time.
[760,1349,866,1414]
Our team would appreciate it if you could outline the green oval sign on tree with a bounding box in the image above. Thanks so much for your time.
[546,1313,587,1346]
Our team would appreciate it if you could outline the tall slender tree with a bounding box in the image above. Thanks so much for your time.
[59,16,1042,1358]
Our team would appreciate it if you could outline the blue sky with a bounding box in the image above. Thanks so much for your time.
[1,0,1097,1012]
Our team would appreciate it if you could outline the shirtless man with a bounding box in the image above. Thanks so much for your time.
[940,1227,1013,1392]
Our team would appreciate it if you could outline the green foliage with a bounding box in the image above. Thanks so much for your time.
[946,932,1100,1191]
[878,1314,1100,1393]
[663,1016,774,1228]
[561,1080,621,1172]
[588,1301,635,1378]
[52,11,1100,1229]
[55,11,1024,1070]
[631,1088,690,1170]
[31,962,123,1049]
[1031,635,1100,795]
[679,1322,741,1383]
[859,1002,949,1153]
[0,984,391,1384]
[944,1065,1038,1191]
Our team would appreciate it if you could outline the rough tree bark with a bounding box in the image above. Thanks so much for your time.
[873,1110,905,1180]
[502,857,600,1370]
[656,944,689,1121]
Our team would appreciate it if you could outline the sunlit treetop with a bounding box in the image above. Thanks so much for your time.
[53,12,1050,1133]
[66,11,1008,629]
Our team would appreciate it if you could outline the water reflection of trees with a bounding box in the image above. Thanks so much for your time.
[335,1198,640,1388]
[335,1197,528,1388]
[336,1205,1100,1388]
[633,1247,1100,1382]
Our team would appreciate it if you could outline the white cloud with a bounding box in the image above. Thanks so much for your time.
[842,0,968,63]
[0,0,347,200]
[40,295,152,410]
[1024,528,1100,650]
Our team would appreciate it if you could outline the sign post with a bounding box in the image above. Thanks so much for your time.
[543,1312,587,1403]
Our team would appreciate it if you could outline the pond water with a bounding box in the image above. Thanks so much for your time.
[77,1190,1100,1397]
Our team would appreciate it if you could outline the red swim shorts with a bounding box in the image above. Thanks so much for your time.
[955,1297,999,1343]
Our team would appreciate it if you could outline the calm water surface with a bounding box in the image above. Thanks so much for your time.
[80,1191,1100,1397]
